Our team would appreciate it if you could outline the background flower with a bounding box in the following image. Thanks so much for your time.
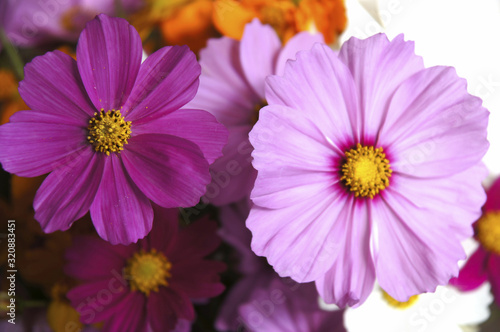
[66,206,225,332]
[186,18,323,205]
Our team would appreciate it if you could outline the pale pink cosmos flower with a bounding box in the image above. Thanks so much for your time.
[247,33,489,307]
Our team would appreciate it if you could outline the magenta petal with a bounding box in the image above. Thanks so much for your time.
[485,177,500,211]
[150,288,195,324]
[0,114,89,177]
[77,14,142,110]
[338,34,425,140]
[239,19,281,98]
[170,260,226,299]
[132,109,227,164]
[315,198,375,308]
[18,50,95,123]
[33,149,104,233]
[487,254,500,306]
[68,280,129,324]
[123,45,200,121]
[140,205,179,254]
[275,31,324,76]
[168,218,221,259]
[90,155,153,245]
[121,134,210,208]
[65,235,135,281]
[450,247,489,291]
[102,292,147,332]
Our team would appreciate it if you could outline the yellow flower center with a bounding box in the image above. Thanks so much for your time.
[87,109,132,156]
[124,249,172,296]
[381,289,419,309]
[476,211,500,255]
[341,144,392,198]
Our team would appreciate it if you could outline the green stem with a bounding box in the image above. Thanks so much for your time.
[0,28,24,81]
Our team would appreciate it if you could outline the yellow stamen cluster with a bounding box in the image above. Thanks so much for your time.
[124,249,172,296]
[381,289,419,309]
[476,211,500,255]
[341,144,392,198]
[87,109,132,156]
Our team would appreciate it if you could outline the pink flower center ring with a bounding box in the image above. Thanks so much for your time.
[341,143,392,198]
[87,109,132,156]
[124,249,172,296]
[476,211,500,255]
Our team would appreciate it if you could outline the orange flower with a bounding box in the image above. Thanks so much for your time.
[213,0,346,43]
[131,0,220,53]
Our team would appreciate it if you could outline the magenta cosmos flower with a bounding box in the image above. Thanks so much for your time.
[65,207,225,332]
[451,177,500,305]
[185,18,323,205]
[0,14,227,244]
[247,33,489,307]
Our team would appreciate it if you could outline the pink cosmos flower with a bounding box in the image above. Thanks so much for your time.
[217,199,345,332]
[450,177,500,305]
[247,33,489,307]
[185,18,323,205]
[0,14,227,244]
[65,206,225,332]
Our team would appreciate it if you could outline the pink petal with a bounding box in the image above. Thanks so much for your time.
[247,190,352,283]
[0,113,89,177]
[382,66,489,178]
[123,46,200,122]
[240,18,281,98]
[90,155,153,245]
[205,126,255,206]
[77,14,142,110]
[275,31,324,76]
[250,105,341,209]
[149,288,195,325]
[132,109,227,164]
[338,34,425,140]
[315,197,375,308]
[450,247,489,291]
[18,50,95,123]
[388,163,487,241]
[265,43,358,149]
[373,188,467,302]
[121,134,210,208]
[33,149,104,232]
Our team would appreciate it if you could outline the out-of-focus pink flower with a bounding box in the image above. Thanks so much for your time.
[1,0,143,47]
[186,18,323,205]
